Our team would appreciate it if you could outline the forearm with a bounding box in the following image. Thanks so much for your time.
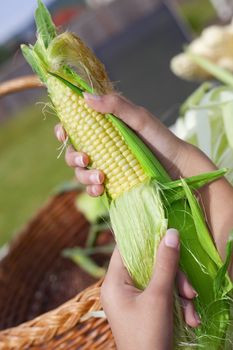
[177,143,233,262]
[141,122,233,260]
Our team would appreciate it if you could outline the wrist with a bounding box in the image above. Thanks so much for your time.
[172,142,217,179]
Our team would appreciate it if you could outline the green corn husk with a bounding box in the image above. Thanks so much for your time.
[21,2,233,348]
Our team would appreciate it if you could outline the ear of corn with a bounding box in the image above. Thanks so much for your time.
[47,74,147,199]
[21,2,233,348]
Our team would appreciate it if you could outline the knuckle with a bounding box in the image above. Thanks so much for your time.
[74,168,81,180]
[157,247,179,271]
[100,280,112,305]
[65,151,72,164]
[136,105,148,115]
[152,283,166,299]
[147,285,167,305]
[86,186,96,196]
[156,260,171,275]
[107,94,121,109]
[134,106,150,131]
[75,167,83,179]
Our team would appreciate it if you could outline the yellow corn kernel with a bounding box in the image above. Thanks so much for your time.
[48,76,148,198]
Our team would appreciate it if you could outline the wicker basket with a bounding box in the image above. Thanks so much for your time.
[0,77,115,349]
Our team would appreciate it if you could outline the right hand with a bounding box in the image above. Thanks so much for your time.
[101,229,200,350]
[54,100,200,328]
[54,93,194,198]
[54,92,233,270]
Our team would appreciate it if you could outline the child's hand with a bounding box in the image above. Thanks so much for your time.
[101,229,200,350]
[55,93,233,265]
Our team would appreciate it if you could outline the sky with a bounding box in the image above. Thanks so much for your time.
[0,0,54,44]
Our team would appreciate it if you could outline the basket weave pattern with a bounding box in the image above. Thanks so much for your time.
[0,77,115,349]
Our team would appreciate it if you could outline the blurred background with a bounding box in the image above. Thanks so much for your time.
[0,0,232,246]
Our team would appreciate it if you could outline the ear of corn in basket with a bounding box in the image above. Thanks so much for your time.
[21,1,233,347]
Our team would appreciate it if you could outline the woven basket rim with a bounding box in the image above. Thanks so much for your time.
[0,77,112,349]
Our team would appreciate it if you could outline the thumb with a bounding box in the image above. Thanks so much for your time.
[105,247,132,286]
[83,92,151,134]
[146,229,180,297]
[101,247,133,303]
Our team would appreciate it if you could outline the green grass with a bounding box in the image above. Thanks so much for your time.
[0,101,73,246]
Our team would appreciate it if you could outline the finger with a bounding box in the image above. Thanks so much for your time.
[83,93,152,134]
[146,229,180,297]
[65,146,89,168]
[181,298,201,328]
[83,93,179,158]
[54,123,67,143]
[86,184,105,197]
[177,271,198,299]
[106,247,132,285]
[75,168,105,185]
[101,248,134,312]
[103,247,133,291]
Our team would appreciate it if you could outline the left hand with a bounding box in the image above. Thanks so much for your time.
[101,229,200,350]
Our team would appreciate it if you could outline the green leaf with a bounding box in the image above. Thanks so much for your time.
[48,71,84,96]
[187,52,233,87]
[80,244,114,255]
[63,65,94,93]
[222,101,233,149]
[181,179,232,294]
[164,168,227,190]
[214,230,233,297]
[21,44,47,83]
[163,168,227,202]
[107,114,170,183]
[181,179,223,269]
[63,247,106,278]
[180,82,212,115]
[64,244,114,257]
[76,192,109,224]
[35,0,56,48]
[86,222,110,248]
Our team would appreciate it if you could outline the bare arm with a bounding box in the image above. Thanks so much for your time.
[55,93,233,270]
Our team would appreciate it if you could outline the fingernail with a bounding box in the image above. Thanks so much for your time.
[192,289,198,298]
[83,92,102,101]
[164,229,179,249]
[194,312,201,325]
[90,172,102,184]
[57,128,65,142]
[75,156,85,167]
[92,185,100,196]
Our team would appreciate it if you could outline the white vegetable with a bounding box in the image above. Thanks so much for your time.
[171,85,233,184]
